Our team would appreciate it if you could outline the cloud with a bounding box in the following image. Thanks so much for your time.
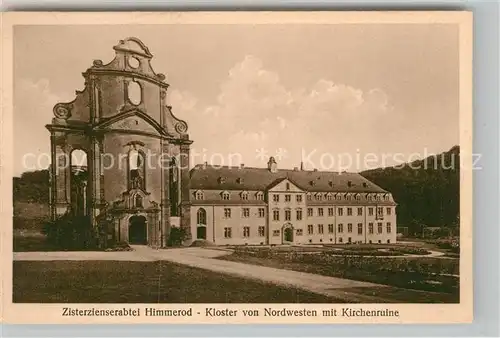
[169,55,397,171]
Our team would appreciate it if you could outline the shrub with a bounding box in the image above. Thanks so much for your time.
[42,214,95,250]
[167,227,188,247]
[388,247,431,255]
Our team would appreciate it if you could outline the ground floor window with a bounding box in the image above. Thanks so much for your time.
[258,226,265,237]
[338,237,343,243]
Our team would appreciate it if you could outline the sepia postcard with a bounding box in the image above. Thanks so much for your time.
[1,11,473,324]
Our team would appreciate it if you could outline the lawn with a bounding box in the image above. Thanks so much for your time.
[13,261,343,303]
[219,249,459,303]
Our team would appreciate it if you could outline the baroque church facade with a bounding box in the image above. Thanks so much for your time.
[47,38,397,248]
[47,38,192,248]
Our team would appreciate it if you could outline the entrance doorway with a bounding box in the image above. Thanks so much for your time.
[283,224,294,244]
[197,226,207,240]
[128,215,147,244]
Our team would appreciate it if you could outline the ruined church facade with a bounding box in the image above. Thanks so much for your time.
[46,38,192,248]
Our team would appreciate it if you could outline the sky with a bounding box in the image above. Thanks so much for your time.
[13,24,459,177]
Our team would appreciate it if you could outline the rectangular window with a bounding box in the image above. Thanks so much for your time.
[357,207,363,216]
[296,229,303,236]
[386,222,391,233]
[377,207,383,216]
[272,230,280,236]
[369,223,374,234]
[318,224,324,234]
[224,208,231,218]
[338,223,344,233]
[347,223,353,233]
[386,207,392,215]
[307,208,313,217]
[328,224,334,234]
[348,237,352,243]
[296,209,303,220]
[338,237,343,243]
[307,224,314,235]
[338,208,343,216]
[296,195,302,203]
[224,227,232,238]
[377,222,383,234]
[273,194,279,202]
[285,194,291,202]
[258,226,265,237]
[243,226,250,238]
[318,208,324,216]
[258,208,265,218]
[328,207,334,216]
[273,209,280,221]
[242,208,250,218]
[368,208,374,216]
[357,223,363,234]
[285,209,291,221]
[347,208,352,216]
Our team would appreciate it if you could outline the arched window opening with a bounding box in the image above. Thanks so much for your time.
[128,147,145,190]
[127,81,142,105]
[196,208,207,240]
[70,149,88,216]
[169,157,179,216]
[197,208,207,225]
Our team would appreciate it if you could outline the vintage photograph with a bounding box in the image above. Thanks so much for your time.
[4,12,472,322]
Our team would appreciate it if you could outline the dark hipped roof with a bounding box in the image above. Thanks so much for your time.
[189,165,387,193]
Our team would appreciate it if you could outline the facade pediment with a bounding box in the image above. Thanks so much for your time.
[94,110,168,137]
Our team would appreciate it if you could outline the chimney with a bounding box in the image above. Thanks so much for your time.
[293,167,299,171]
[300,161,304,171]
[240,163,245,169]
[313,168,318,172]
[267,157,278,173]
[202,162,208,169]
[347,180,352,187]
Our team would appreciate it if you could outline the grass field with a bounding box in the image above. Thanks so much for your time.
[13,261,343,303]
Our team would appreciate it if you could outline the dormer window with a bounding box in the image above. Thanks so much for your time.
[237,177,244,184]
[326,193,333,201]
[362,182,368,188]
[346,194,352,201]
[221,191,230,200]
[316,193,323,201]
[309,180,315,186]
[336,194,342,201]
[256,192,264,200]
[328,181,334,187]
[355,194,361,201]
[376,194,382,201]
[347,181,352,188]
[195,190,204,200]
[218,177,226,184]
[241,191,249,200]
[307,193,312,201]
